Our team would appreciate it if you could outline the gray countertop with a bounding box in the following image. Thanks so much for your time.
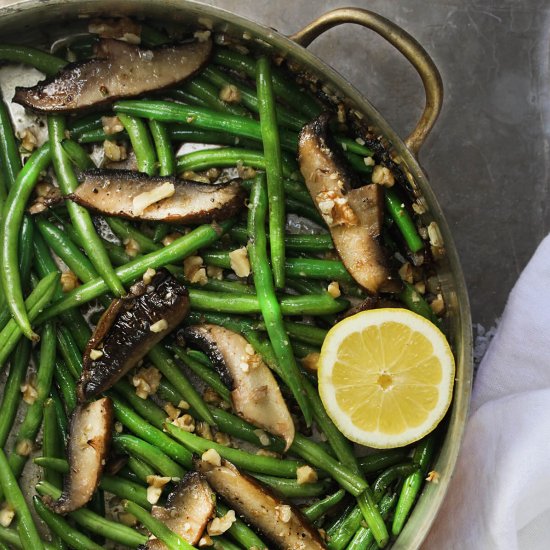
[1,0,548,329]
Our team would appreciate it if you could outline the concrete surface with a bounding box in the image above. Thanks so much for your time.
[1,0,549,328]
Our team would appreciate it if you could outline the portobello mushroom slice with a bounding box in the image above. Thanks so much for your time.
[182,324,295,449]
[14,37,212,113]
[197,459,326,550]
[298,113,394,293]
[68,169,245,224]
[146,472,215,549]
[77,269,189,401]
[45,397,113,514]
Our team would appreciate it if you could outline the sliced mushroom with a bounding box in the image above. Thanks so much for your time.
[298,113,394,293]
[182,324,295,449]
[45,397,113,514]
[197,459,326,550]
[146,472,215,549]
[68,169,245,224]
[77,269,189,401]
[14,38,212,113]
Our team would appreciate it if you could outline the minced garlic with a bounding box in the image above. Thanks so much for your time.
[371,165,395,187]
[142,268,156,285]
[275,505,292,523]
[149,319,168,333]
[89,349,104,361]
[327,281,341,298]
[296,465,318,485]
[103,140,127,162]
[146,475,171,504]
[0,505,15,527]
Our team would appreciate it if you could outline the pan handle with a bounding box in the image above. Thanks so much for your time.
[289,7,443,157]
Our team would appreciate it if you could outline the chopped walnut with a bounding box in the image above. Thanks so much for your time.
[0,505,15,527]
[398,262,414,284]
[19,128,38,152]
[124,237,140,257]
[196,422,213,441]
[206,265,224,280]
[146,475,171,504]
[198,534,214,547]
[430,293,446,316]
[172,414,195,432]
[256,449,279,458]
[327,281,341,298]
[164,403,181,422]
[296,465,318,485]
[162,232,181,247]
[203,387,223,405]
[205,167,221,182]
[426,470,440,483]
[60,271,79,292]
[427,222,444,248]
[150,319,168,333]
[20,376,38,405]
[275,505,292,523]
[336,103,346,124]
[202,448,221,467]
[414,281,426,294]
[253,429,271,447]
[142,268,156,285]
[183,170,211,184]
[316,190,357,227]
[15,439,33,457]
[132,366,162,399]
[89,348,104,361]
[364,156,375,167]
[133,182,175,216]
[194,29,212,43]
[115,421,124,433]
[371,165,395,187]
[103,140,127,162]
[236,162,257,180]
[183,255,208,285]
[119,512,138,527]
[300,352,320,372]
[207,510,236,536]
[102,116,124,135]
[178,400,190,410]
[412,200,427,215]
[88,17,141,44]
[214,432,231,446]
[229,247,250,277]
[219,84,241,104]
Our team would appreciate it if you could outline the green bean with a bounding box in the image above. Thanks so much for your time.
[18,216,34,292]
[106,216,159,253]
[392,435,436,536]
[140,23,169,46]
[165,422,301,477]
[123,500,193,550]
[149,345,216,426]
[203,65,306,132]
[77,128,127,143]
[327,504,363,550]
[7,322,57,480]
[286,195,325,225]
[385,188,424,253]
[34,456,69,473]
[216,501,267,550]
[68,114,104,137]
[257,56,286,288]
[346,492,397,550]
[356,490,389,548]
[169,125,252,147]
[0,449,44,549]
[49,387,69,443]
[1,143,51,341]
[0,340,31,447]
[0,93,23,189]
[53,359,77,413]
[167,88,211,108]
[111,380,167,428]
[36,221,233,323]
[202,250,350,282]
[252,473,330,498]
[34,496,103,550]
[247,175,311,424]
[36,482,148,548]
[372,463,418,500]
[213,49,322,119]
[0,271,58,370]
[229,225,332,252]
[180,76,251,117]
[149,119,175,176]
[175,146,298,177]
[127,456,156,484]
[170,345,231,402]
[213,538,243,550]
[199,277,256,295]
[399,282,439,324]
[0,526,55,550]
[117,113,157,175]
[61,138,95,170]
[36,218,97,283]
[302,489,346,521]
[111,396,193,469]
[113,434,186,479]
[0,44,65,75]
[56,325,83,378]
[358,449,408,476]
[48,115,126,296]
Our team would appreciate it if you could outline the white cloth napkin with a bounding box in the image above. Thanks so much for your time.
[423,235,550,549]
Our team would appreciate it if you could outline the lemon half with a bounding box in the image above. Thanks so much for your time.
[318,308,455,449]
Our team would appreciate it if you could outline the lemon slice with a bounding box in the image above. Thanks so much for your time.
[318,308,455,448]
